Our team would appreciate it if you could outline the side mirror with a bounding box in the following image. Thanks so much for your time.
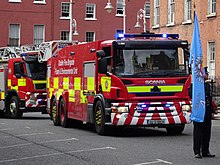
[96,50,105,58]
[98,58,107,74]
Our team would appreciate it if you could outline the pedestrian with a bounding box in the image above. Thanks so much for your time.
[189,67,215,158]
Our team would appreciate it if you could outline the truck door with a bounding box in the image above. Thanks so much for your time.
[11,62,26,91]
[82,61,96,120]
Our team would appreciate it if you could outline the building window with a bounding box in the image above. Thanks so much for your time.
[34,25,44,44]
[9,24,20,47]
[184,0,192,22]
[61,31,69,41]
[61,2,70,18]
[153,0,160,27]
[168,0,175,24]
[116,0,123,15]
[208,42,215,79]
[86,32,95,42]
[145,2,150,18]
[208,0,216,15]
[33,0,45,3]
[85,3,96,19]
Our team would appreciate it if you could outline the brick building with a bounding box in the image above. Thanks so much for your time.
[150,0,220,81]
[0,0,150,46]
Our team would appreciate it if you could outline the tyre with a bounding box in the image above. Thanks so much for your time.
[59,98,70,128]
[94,100,106,135]
[51,98,60,126]
[166,124,185,135]
[7,96,23,119]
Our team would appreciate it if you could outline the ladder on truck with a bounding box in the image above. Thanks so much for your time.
[37,40,75,63]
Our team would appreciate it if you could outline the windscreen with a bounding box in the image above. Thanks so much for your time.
[25,62,47,80]
[114,48,189,77]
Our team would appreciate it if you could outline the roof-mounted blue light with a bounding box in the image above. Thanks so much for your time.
[162,34,167,38]
[115,33,179,40]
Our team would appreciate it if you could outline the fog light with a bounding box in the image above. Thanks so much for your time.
[182,104,191,112]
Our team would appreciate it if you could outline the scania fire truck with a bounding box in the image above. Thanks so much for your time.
[47,33,192,135]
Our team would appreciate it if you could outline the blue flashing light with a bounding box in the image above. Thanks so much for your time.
[165,104,171,107]
[140,104,147,108]
[21,53,27,57]
[115,33,125,39]
[115,33,179,39]
[162,34,167,38]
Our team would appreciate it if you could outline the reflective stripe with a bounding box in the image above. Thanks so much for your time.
[0,92,4,99]
[54,77,58,89]
[8,79,11,87]
[33,80,47,84]
[87,77,95,91]
[69,89,75,102]
[127,86,151,93]
[101,77,111,92]
[63,77,69,90]
[127,85,183,93]
[74,77,81,90]
[47,78,50,88]
[80,90,87,103]
[18,78,26,86]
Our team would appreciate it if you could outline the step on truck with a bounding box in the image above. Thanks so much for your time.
[47,33,192,135]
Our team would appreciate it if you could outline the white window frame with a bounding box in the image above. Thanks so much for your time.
[183,0,192,24]
[9,0,21,2]
[167,0,175,26]
[207,0,216,17]
[85,3,97,20]
[207,42,216,80]
[60,2,70,19]
[9,24,20,47]
[61,31,70,41]
[153,0,160,28]
[33,0,46,4]
[34,25,44,45]
[86,32,95,42]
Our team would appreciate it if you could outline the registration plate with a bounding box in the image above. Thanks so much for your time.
[146,120,165,125]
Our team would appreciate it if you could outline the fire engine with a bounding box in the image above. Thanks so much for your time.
[0,40,73,118]
[47,33,192,135]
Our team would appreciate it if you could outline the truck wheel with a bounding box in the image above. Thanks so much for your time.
[94,100,106,135]
[166,124,185,135]
[59,98,70,128]
[51,98,60,126]
[8,96,23,119]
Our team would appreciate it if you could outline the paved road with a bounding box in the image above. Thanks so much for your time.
[0,112,220,165]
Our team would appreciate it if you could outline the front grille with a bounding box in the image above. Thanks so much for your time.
[135,92,175,97]
[35,83,46,90]
[37,94,47,99]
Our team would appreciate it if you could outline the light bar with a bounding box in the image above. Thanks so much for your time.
[115,33,179,40]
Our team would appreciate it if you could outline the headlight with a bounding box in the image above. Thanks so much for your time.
[111,106,129,113]
[182,104,191,112]
[29,94,37,104]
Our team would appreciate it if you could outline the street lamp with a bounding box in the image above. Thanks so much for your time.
[105,0,126,33]
[69,0,73,41]
[134,8,146,32]
[72,19,79,36]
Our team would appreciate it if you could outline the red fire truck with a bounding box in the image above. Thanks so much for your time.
[47,33,192,135]
[0,41,73,118]
[0,51,47,118]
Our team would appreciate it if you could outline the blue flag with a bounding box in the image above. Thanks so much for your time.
[189,12,205,122]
